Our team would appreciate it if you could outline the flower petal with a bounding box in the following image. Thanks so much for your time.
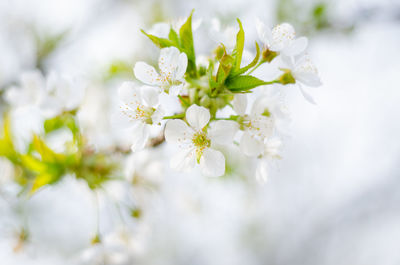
[141,86,160,107]
[186,104,210,130]
[282,36,308,56]
[232,94,247,115]
[208,120,238,146]
[169,83,184,96]
[134,62,161,86]
[158,47,183,80]
[118,81,141,105]
[170,148,196,172]
[164,119,194,147]
[200,148,225,177]
[130,122,149,152]
[240,131,263,156]
[298,85,316,104]
[255,18,272,45]
[256,159,269,183]
[151,107,164,124]
[175,53,188,80]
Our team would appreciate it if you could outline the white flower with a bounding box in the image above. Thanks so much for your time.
[256,138,282,183]
[281,54,322,104]
[164,104,238,177]
[4,70,45,108]
[4,70,84,117]
[134,47,187,95]
[118,82,164,152]
[233,94,278,157]
[256,18,308,57]
[39,72,85,117]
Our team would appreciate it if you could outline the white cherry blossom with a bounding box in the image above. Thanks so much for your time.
[134,47,187,95]
[233,94,284,157]
[40,72,85,117]
[118,82,164,152]
[256,138,282,183]
[4,70,45,108]
[164,104,238,177]
[281,54,322,103]
[256,18,308,57]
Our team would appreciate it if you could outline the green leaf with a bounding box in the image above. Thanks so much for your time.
[141,30,174,48]
[226,75,268,92]
[216,50,234,86]
[168,28,180,46]
[230,42,260,78]
[179,10,196,75]
[232,19,245,72]
[207,61,218,89]
[32,135,60,163]
[0,115,17,160]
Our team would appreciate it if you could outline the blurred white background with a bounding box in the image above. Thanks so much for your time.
[1,0,400,264]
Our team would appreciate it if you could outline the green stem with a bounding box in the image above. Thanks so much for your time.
[247,60,266,75]
[163,113,185,120]
[178,95,190,107]
[213,115,239,121]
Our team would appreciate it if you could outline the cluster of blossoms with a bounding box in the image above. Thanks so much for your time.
[118,12,321,180]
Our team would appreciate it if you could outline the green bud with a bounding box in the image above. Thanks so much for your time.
[262,48,278,63]
[278,69,296,85]
[200,95,211,107]
[215,45,225,60]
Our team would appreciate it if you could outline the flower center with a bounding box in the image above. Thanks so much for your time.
[192,131,211,162]
[242,115,274,138]
[121,103,154,124]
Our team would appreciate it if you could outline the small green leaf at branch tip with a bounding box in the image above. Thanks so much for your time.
[226,75,270,92]
[179,10,196,76]
[233,19,245,72]
[230,42,260,78]
[140,29,174,48]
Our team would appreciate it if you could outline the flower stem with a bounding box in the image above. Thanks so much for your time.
[163,113,185,120]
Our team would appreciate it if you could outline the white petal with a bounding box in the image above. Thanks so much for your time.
[141,86,160,107]
[186,104,210,130]
[232,94,247,115]
[130,122,149,152]
[151,107,164,124]
[255,18,271,45]
[118,81,141,104]
[164,119,194,147]
[270,23,296,51]
[175,53,188,80]
[148,22,170,38]
[240,131,263,156]
[170,148,196,172]
[158,47,181,79]
[298,85,316,105]
[256,159,269,183]
[208,120,238,145]
[200,148,225,177]
[169,83,184,96]
[282,37,308,56]
[295,72,322,87]
[134,62,161,86]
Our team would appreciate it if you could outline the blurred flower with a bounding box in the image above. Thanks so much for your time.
[165,105,237,177]
[39,72,85,118]
[148,17,202,38]
[134,47,187,95]
[4,70,45,108]
[256,18,308,57]
[118,82,164,152]
[209,18,237,51]
[256,137,282,183]
[281,54,322,103]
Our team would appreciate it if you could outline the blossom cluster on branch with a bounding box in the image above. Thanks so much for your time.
[117,11,321,180]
